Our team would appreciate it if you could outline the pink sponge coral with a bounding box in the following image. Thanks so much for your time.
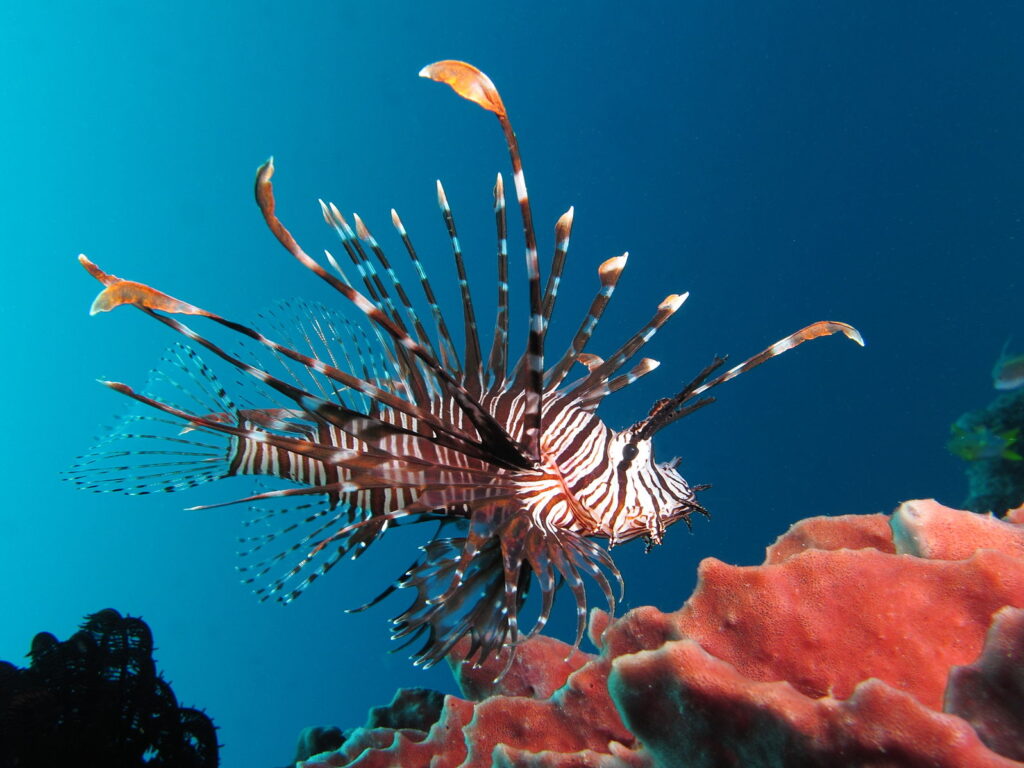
[946,606,1024,761]
[303,500,1024,767]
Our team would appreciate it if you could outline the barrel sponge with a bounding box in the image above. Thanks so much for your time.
[302,500,1024,768]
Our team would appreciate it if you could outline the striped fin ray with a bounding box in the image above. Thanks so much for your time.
[422,502,511,607]
[319,201,431,405]
[392,539,516,667]
[252,163,532,470]
[317,246,407,398]
[371,512,622,671]
[65,344,236,494]
[211,488,496,604]
[268,488,518,607]
[251,300,371,410]
[341,524,457,616]
[319,201,404,330]
[521,537,556,639]
[421,61,545,461]
[639,321,866,439]
[330,207,433,407]
[237,498,373,602]
[317,245,405,384]
[89,341,524,501]
[486,173,510,390]
[156,307,478,451]
[319,204,416,395]
[237,489,493,610]
[567,292,687,403]
[547,531,588,656]
[80,254,522,467]
[541,207,574,331]
[545,254,628,389]
[575,358,662,412]
[316,307,408,405]
[495,515,533,663]
[390,537,504,664]
[146,321,515,472]
[320,311,393,408]
[350,210,441,392]
[689,321,865,398]
[187,469,517,512]
[245,300,412,419]
[88,374,530,604]
[509,206,575,384]
[236,498,342,572]
[436,180,484,394]
[100,322,507,484]
[220,306,341,433]
[390,208,462,377]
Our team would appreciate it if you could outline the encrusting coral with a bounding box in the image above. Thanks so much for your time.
[298,499,1024,768]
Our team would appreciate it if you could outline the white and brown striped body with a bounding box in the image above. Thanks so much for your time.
[226,388,696,547]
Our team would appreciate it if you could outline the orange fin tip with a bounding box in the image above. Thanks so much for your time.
[255,157,276,213]
[419,60,506,117]
[829,321,865,347]
[78,254,119,287]
[88,279,207,317]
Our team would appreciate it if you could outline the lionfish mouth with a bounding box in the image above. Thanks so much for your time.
[70,60,863,674]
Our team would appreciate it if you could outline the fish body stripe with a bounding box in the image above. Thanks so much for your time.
[221,390,693,543]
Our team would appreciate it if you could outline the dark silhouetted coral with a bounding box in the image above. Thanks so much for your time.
[0,608,218,768]
[300,500,1024,767]
[366,687,445,732]
[286,726,347,768]
[281,688,448,768]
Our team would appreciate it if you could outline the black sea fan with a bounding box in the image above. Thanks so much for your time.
[69,61,862,672]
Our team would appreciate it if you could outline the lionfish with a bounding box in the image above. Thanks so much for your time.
[70,61,863,671]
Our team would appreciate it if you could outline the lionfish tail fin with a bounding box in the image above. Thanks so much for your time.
[66,343,237,495]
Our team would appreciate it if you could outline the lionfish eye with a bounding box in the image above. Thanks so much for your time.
[617,442,640,472]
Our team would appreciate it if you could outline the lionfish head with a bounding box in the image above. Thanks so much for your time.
[602,425,706,549]
[610,315,863,546]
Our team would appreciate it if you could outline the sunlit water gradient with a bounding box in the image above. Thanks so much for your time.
[3,2,1022,766]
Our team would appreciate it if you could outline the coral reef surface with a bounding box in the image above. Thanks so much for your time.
[299,500,1024,768]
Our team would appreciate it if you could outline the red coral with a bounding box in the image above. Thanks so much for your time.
[304,500,1024,767]
[612,642,1019,768]
[946,607,1024,761]
[673,540,1023,708]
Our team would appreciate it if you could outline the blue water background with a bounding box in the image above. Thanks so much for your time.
[3,3,1022,766]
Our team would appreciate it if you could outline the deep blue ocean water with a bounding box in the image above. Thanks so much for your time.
[3,2,1022,766]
